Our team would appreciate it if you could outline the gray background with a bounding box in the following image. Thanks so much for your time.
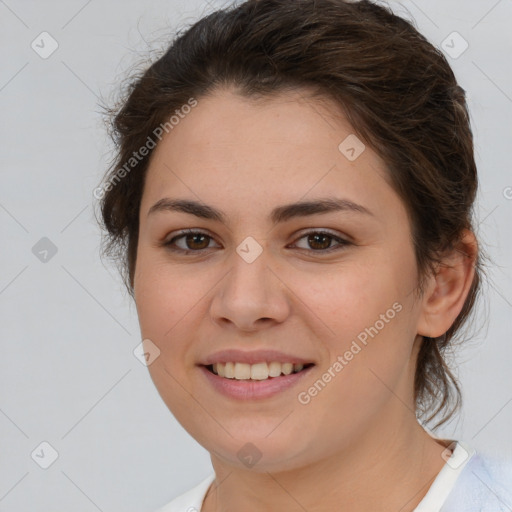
[1,0,511,510]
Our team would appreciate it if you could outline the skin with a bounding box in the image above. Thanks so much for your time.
[133,86,477,511]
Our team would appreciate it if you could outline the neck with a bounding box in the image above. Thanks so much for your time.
[202,417,450,512]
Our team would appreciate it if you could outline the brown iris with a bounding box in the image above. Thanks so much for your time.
[184,233,210,250]
[307,233,332,251]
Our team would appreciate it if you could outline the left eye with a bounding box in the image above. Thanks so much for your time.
[291,231,350,252]
[163,229,350,254]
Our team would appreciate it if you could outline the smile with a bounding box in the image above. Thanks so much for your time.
[206,361,314,380]
[200,362,315,400]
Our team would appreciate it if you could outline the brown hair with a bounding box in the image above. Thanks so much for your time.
[97,0,485,429]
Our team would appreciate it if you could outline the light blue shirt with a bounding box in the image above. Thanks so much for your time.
[440,449,512,511]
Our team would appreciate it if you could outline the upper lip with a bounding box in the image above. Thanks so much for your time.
[199,349,315,366]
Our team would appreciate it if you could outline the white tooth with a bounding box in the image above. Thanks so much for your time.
[234,362,251,380]
[224,362,235,378]
[251,362,269,380]
[268,361,282,377]
[214,361,302,379]
[281,362,293,375]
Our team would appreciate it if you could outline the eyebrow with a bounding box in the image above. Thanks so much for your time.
[147,197,374,224]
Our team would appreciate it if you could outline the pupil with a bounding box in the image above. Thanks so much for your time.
[309,233,330,250]
[187,234,208,250]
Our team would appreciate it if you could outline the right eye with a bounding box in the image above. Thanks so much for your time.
[163,229,220,254]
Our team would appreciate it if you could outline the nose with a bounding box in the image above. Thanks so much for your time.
[209,248,291,333]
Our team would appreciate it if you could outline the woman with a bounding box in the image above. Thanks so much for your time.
[97,0,512,510]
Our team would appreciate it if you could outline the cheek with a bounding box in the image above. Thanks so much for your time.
[135,252,191,334]
[291,259,414,394]
[134,256,213,379]
[134,262,200,410]
[290,258,404,336]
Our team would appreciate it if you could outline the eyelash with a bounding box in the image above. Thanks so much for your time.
[162,229,351,255]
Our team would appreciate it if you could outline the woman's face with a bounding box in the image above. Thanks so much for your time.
[134,87,429,471]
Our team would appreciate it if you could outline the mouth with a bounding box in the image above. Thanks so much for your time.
[203,361,315,380]
[200,361,316,400]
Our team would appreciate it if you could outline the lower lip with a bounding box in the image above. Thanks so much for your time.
[199,365,315,400]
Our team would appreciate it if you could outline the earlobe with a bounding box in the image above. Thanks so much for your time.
[416,230,478,338]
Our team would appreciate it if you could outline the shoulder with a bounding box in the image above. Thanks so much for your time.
[153,473,215,512]
[442,445,512,511]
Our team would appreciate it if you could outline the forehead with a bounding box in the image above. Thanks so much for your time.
[157,87,358,156]
[141,87,403,226]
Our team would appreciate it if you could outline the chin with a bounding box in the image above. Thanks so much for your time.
[202,430,312,472]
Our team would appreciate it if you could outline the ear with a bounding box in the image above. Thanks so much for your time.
[416,229,478,339]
